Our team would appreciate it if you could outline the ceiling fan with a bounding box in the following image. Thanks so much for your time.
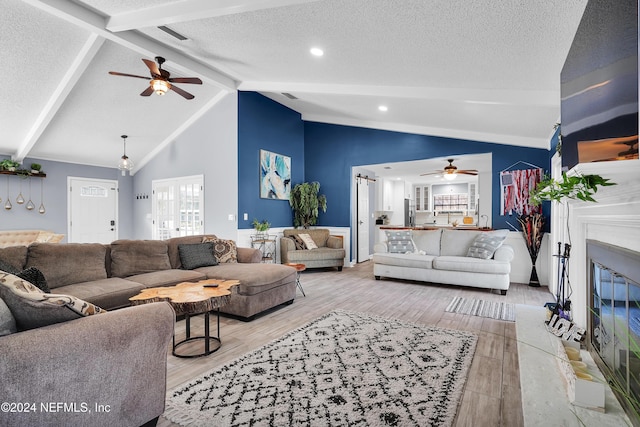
[420,158,478,180]
[108,56,202,100]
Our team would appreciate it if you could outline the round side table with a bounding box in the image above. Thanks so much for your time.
[285,263,306,297]
[129,279,239,358]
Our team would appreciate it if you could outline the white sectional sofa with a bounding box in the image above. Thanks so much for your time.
[373,228,515,295]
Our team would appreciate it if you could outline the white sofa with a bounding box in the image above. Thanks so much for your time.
[373,228,515,295]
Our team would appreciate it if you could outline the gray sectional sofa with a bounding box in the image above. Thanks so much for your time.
[0,234,298,426]
[373,228,514,295]
[0,234,297,319]
[0,301,174,427]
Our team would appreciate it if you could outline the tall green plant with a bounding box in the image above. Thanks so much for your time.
[289,182,327,228]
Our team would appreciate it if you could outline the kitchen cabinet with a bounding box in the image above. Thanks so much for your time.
[468,183,477,212]
[414,185,430,211]
[376,178,394,211]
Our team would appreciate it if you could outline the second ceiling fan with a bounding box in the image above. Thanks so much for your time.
[109,56,202,100]
[420,158,478,179]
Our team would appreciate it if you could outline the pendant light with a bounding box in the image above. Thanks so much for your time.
[117,134,134,176]
[16,178,24,204]
[25,178,35,211]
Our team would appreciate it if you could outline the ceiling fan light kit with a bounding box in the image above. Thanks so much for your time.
[109,56,202,100]
[151,79,170,95]
[421,158,478,180]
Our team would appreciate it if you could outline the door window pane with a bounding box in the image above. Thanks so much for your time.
[152,176,203,239]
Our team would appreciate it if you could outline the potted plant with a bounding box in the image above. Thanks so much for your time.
[252,219,270,236]
[289,181,327,229]
[0,159,20,172]
[30,163,42,174]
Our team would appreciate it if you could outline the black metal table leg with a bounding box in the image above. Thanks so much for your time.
[173,309,221,358]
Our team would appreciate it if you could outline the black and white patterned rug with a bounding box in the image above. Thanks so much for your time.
[445,297,516,322]
[164,309,477,427]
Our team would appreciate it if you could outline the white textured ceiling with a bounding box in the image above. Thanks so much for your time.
[1,0,589,171]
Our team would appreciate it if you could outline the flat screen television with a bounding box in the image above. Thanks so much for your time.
[560,0,638,170]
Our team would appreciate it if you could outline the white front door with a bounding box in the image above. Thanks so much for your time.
[357,178,370,262]
[68,178,118,243]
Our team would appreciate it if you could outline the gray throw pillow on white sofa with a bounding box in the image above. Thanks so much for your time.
[467,230,509,259]
[385,230,415,253]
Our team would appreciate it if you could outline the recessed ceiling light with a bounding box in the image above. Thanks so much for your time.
[310,47,324,57]
[378,105,388,112]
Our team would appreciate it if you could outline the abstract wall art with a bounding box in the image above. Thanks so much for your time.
[260,149,291,199]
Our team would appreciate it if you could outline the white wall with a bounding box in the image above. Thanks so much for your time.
[132,92,239,240]
[505,231,550,286]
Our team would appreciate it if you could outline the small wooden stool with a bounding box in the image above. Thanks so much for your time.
[285,263,306,297]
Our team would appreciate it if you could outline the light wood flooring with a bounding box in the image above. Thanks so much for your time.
[158,261,553,427]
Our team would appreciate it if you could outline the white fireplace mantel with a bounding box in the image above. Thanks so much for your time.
[554,158,640,328]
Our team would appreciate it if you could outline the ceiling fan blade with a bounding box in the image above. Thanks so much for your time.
[169,77,202,84]
[142,58,161,76]
[109,71,150,80]
[140,86,154,97]
[170,84,195,100]
[419,171,444,176]
[458,171,478,175]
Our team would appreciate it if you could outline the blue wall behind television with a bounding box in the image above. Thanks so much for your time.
[238,92,551,231]
[238,92,305,229]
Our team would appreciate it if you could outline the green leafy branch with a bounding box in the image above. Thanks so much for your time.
[530,172,616,206]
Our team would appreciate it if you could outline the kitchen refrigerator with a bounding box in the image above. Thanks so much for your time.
[404,199,415,227]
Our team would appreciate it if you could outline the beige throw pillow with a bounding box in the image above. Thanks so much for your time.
[297,233,318,249]
[0,271,106,331]
[202,237,238,263]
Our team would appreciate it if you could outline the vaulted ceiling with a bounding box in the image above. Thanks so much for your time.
[2,0,588,173]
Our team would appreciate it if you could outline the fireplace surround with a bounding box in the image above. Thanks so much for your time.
[547,158,640,420]
[587,239,640,423]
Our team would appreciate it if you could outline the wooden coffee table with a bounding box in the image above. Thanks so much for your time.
[285,263,306,297]
[130,279,239,358]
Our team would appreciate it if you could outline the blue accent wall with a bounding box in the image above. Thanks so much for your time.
[237,92,552,231]
[303,122,551,230]
[238,92,305,229]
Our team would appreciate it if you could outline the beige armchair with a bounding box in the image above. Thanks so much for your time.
[280,229,345,270]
